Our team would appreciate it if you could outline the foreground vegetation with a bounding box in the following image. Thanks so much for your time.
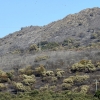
[0,90,99,100]
[0,59,99,99]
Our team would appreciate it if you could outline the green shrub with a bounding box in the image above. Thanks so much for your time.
[12,82,26,92]
[40,42,59,50]
[21,74,36,85]
[63,77,73,84]
[18,66,33,75]
[62,39,73,46]
[61,83,72,90]
[63,75,89,85]
[71,60,96,72]
[29,44,39,51]
[56,71,64,79]
[39,84,49,91]
[6,71,14,80]
[49,85,57,91]
[34,65,46,76]
[56,69,65,75]
[55,69,65,79]
[22,74,35,79]
[28,89,39,97]
[22,78,36,85]
[46,71,54,76]
[96,62,100,69]
[0,70,9,82]
[94,90,100,99]
[72,75,89,83]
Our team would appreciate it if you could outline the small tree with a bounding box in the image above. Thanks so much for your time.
[94,90,100,99]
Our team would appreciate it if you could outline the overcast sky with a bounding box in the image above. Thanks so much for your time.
[0,0,100,38]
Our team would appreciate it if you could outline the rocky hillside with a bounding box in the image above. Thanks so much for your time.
[0,7,100,71]
[0,7,100,55]
[0,7,100,98]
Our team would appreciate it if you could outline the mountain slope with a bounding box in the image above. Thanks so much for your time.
[0,7,100,72]
[0,7,100,55]
[0,7,100,97]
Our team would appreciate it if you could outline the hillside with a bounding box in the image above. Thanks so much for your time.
[0,7,100,55]
[0,7,100,70]
[0,7,100,99]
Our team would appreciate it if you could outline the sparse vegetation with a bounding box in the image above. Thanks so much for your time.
[34,55,49,62]
[0,7,100,100]
[0,54,99,100]
[71,60,96,72]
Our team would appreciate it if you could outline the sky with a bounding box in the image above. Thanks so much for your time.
[0,0,100,38]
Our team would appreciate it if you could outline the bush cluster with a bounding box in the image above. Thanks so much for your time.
[71,60,96,72]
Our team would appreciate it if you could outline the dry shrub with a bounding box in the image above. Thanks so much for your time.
[61,83,72,90]
[34,55,49,62]
[71,60,96,72]
[80,85,89,94]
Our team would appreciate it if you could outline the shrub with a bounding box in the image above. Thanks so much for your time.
[62,39,73,46]
[12,82,26,92]
[55,68,65,79]
[22,78,36,86]
[18,66,33,75]
[63,77,73,84]
[61,83,72,90]
[63,75,89,85]
[0,70,8,82]
[96,62,100,69]
[46,71,54,76]
[34,65,46,76]
[40,42,59,50]
[24,86,31,91]
[22,74,35,79]
[51,77,57,83]
[73,75,89,83]
[6,71,14,80]
[56,68,65,75]
[34,55,49,62]
[29,44,39,52]
[97,62,100,66]
[28,89,39,97]
[94,90,100,99]
[42,76,51,82]
[39,84,49,91]
[0,83,7,91]
[49,85,57,91]
[72,87,79,92]
[90,33,98,39]
[80,85,89,94]
[21,74,36,85]
[71,60,96,72]
[56,71,62,78]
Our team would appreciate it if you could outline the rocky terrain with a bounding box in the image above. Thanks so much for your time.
[0,7,100,70]
[0,7,100,99]
[0,7,100,55]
